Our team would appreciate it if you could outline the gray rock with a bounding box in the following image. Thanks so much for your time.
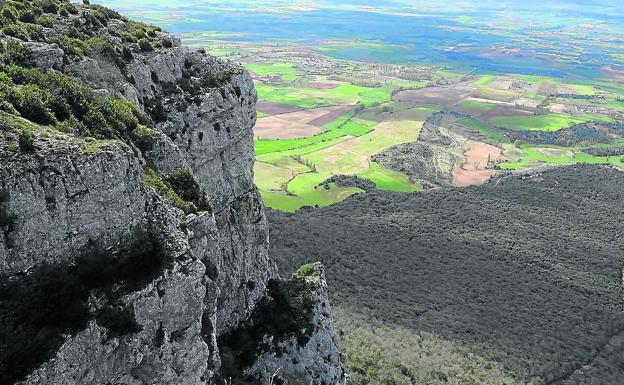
[0,5,344,384]
[23,41,64,71]
[245,263,346,385]
[0,138,146,275]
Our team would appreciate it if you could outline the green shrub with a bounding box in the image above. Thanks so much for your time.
[120,32,137,44]
[138,38,153,52]
[294,262,321,282]
[18,129,35,152]
[56,115,86,134]
[45,71,93,117]
[82,37,126,68]
[4,1,28,12]
[166,167,209,211]
[3,22,44,42]
[1,5,18,22]
[128,27,147,40]
[36,14,54,28]
[48,36,87,57]
[82,107,111,137]
[83,8,108,28]
[61,3,78,15]
[2,23,29,41]
[24,23,44,40]
[9,84,56,125]
[131,124,158,151]
[18,9,36,23]
[88,4,123,20]
[6,64,45,85]
[120,45,134,61]
[177,77,202,96]
[216,67,243,85]
[0,40,31,66]
[142,167,198,214]
[37,0,58,14]
[105,97,139,133]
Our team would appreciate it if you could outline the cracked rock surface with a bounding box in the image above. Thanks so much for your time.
[0,4,344,384]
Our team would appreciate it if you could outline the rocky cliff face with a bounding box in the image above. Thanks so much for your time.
[0,2,344,384]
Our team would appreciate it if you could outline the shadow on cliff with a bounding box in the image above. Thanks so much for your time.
[217,278,315,385]
[0,226,173,384]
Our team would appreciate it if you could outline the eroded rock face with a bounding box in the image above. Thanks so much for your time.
[0,140,146,275]
[0,4,343,385]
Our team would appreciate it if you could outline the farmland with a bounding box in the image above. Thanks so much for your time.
[177,37,607,210]
[239,49,447,211]
[234,44,624,210]
[97,0,624,212]
[243,48,624,210]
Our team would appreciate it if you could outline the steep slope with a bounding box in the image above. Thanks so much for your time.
[268,165,624,385]
[0,1,344,384]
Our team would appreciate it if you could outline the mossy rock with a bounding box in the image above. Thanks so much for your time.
[294,262,323,283]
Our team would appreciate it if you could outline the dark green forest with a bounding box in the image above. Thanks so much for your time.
[268,165,624,385]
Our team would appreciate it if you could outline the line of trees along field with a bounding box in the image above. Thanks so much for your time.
[267,165,624,385]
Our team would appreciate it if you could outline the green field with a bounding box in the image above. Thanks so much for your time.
[474,75,497,86]
[254,113,375,155]
[260,184,364,212]
[359,163,420,192]
[457,99,496,114]
[244,63,298,83]
[489,114,606,132]
[256,83,392,109]
[472,87,516,102]
[500,145,624,170]
[459,118,508,142]
[253,77,423,211]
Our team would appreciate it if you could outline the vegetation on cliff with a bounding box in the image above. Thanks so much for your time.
[0,0,159,147]
[0,0,213,216]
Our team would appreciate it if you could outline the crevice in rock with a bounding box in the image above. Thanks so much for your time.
[216,278,316,385]
[0,189,16,249]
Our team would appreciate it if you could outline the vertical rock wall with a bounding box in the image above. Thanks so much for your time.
[0,4,344,384]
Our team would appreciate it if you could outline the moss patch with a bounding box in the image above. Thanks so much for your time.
[142,167,198,214]
[295,262,322,282]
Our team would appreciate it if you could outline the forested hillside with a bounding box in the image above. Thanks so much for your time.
[268,165,624,385]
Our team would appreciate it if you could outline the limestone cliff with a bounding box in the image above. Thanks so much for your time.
[0,1,344,384]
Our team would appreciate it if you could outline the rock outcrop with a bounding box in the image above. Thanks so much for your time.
[372,112,463,189]
[242,263,345,385]
[0,2,344,384]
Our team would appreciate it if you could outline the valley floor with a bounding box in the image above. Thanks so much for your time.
[195,41,624,211]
